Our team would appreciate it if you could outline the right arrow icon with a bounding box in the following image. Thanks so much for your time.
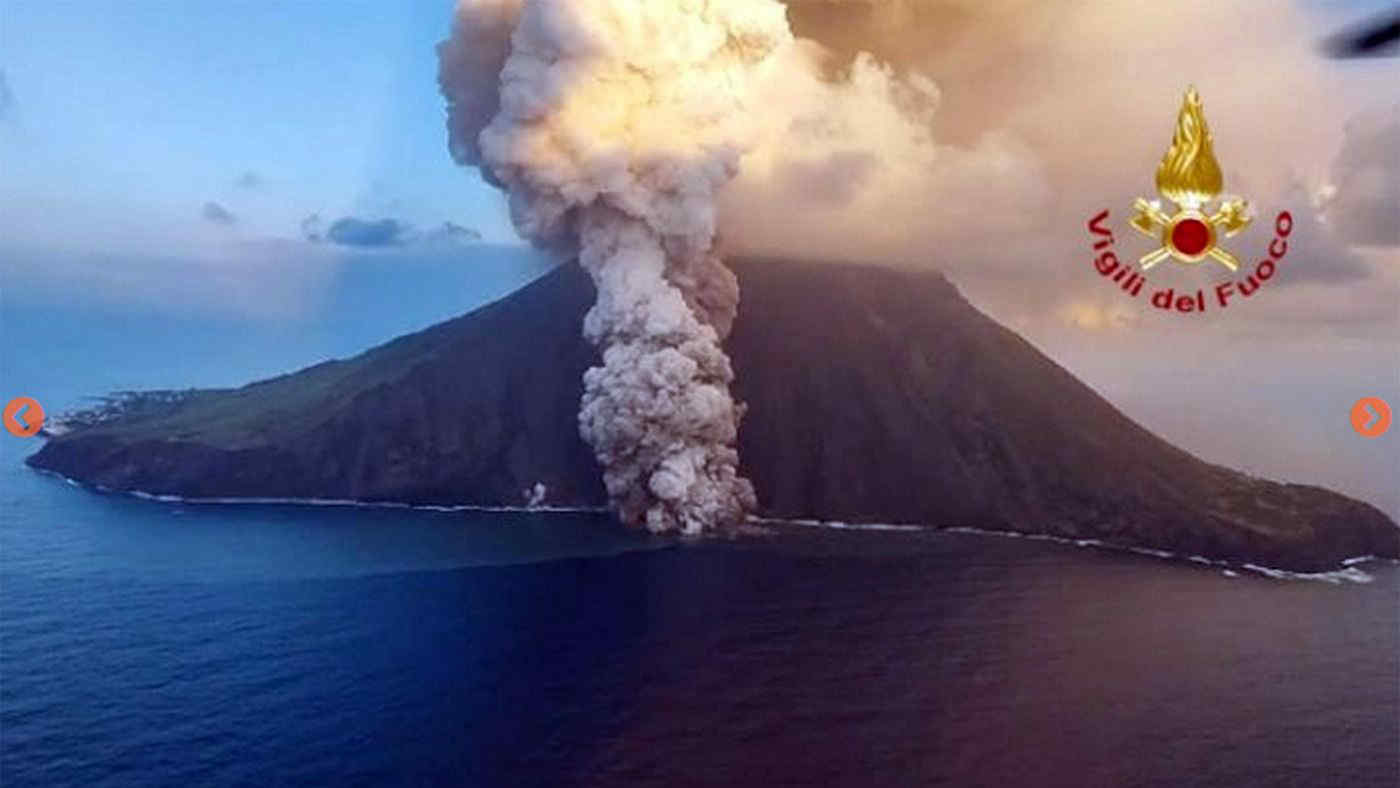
[1350,396,1393,438]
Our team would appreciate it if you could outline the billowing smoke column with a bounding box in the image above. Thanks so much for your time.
[438,0,791,534]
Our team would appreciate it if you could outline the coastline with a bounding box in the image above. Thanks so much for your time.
[30,466,1386,584]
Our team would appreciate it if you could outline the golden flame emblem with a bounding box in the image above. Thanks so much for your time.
[1155,87,1222,209]
[1130,87,1251,271]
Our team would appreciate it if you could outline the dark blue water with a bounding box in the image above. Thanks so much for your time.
[3,250,1397,785]
[4,442,1396,786]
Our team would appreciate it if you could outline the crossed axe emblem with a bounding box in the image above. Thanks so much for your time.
[1129,196,1251,271]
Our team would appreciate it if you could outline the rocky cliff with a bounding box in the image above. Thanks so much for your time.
[27,258,1399,571]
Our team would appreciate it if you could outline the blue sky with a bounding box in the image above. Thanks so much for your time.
[0,1,515,250]
[0,0,1393,256]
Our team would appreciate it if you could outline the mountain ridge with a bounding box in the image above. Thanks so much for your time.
[27,257,1399,571]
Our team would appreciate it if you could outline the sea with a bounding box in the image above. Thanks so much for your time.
[2,247,1397,786]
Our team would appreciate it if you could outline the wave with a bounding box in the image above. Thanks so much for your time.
[754,517,925,532]
[934,526,1379,584]
[33,469,1386,582]
[33,469,607,515]
[1239,564,1374,585]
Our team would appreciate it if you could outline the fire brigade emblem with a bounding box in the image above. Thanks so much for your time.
[1130,87,1252,271]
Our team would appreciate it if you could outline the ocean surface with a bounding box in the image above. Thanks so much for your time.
[3,248,1398,785]
[3,451,1397,787]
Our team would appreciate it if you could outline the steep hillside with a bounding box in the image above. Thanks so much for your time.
[28,258,1399,570]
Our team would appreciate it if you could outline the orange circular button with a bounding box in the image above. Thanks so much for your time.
[3,397,45,438]
[1350,396,1392,438]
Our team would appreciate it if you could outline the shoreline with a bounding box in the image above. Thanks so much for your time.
[29,466,1390,584]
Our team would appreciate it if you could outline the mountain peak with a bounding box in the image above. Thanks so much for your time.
[28,257,1398,571]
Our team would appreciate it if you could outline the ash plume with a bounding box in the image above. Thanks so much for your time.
[437,0,791,534]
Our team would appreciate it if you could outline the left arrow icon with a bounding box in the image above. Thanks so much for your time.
[4,397,46,438]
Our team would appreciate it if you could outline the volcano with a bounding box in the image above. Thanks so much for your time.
[27,258,1398,571]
